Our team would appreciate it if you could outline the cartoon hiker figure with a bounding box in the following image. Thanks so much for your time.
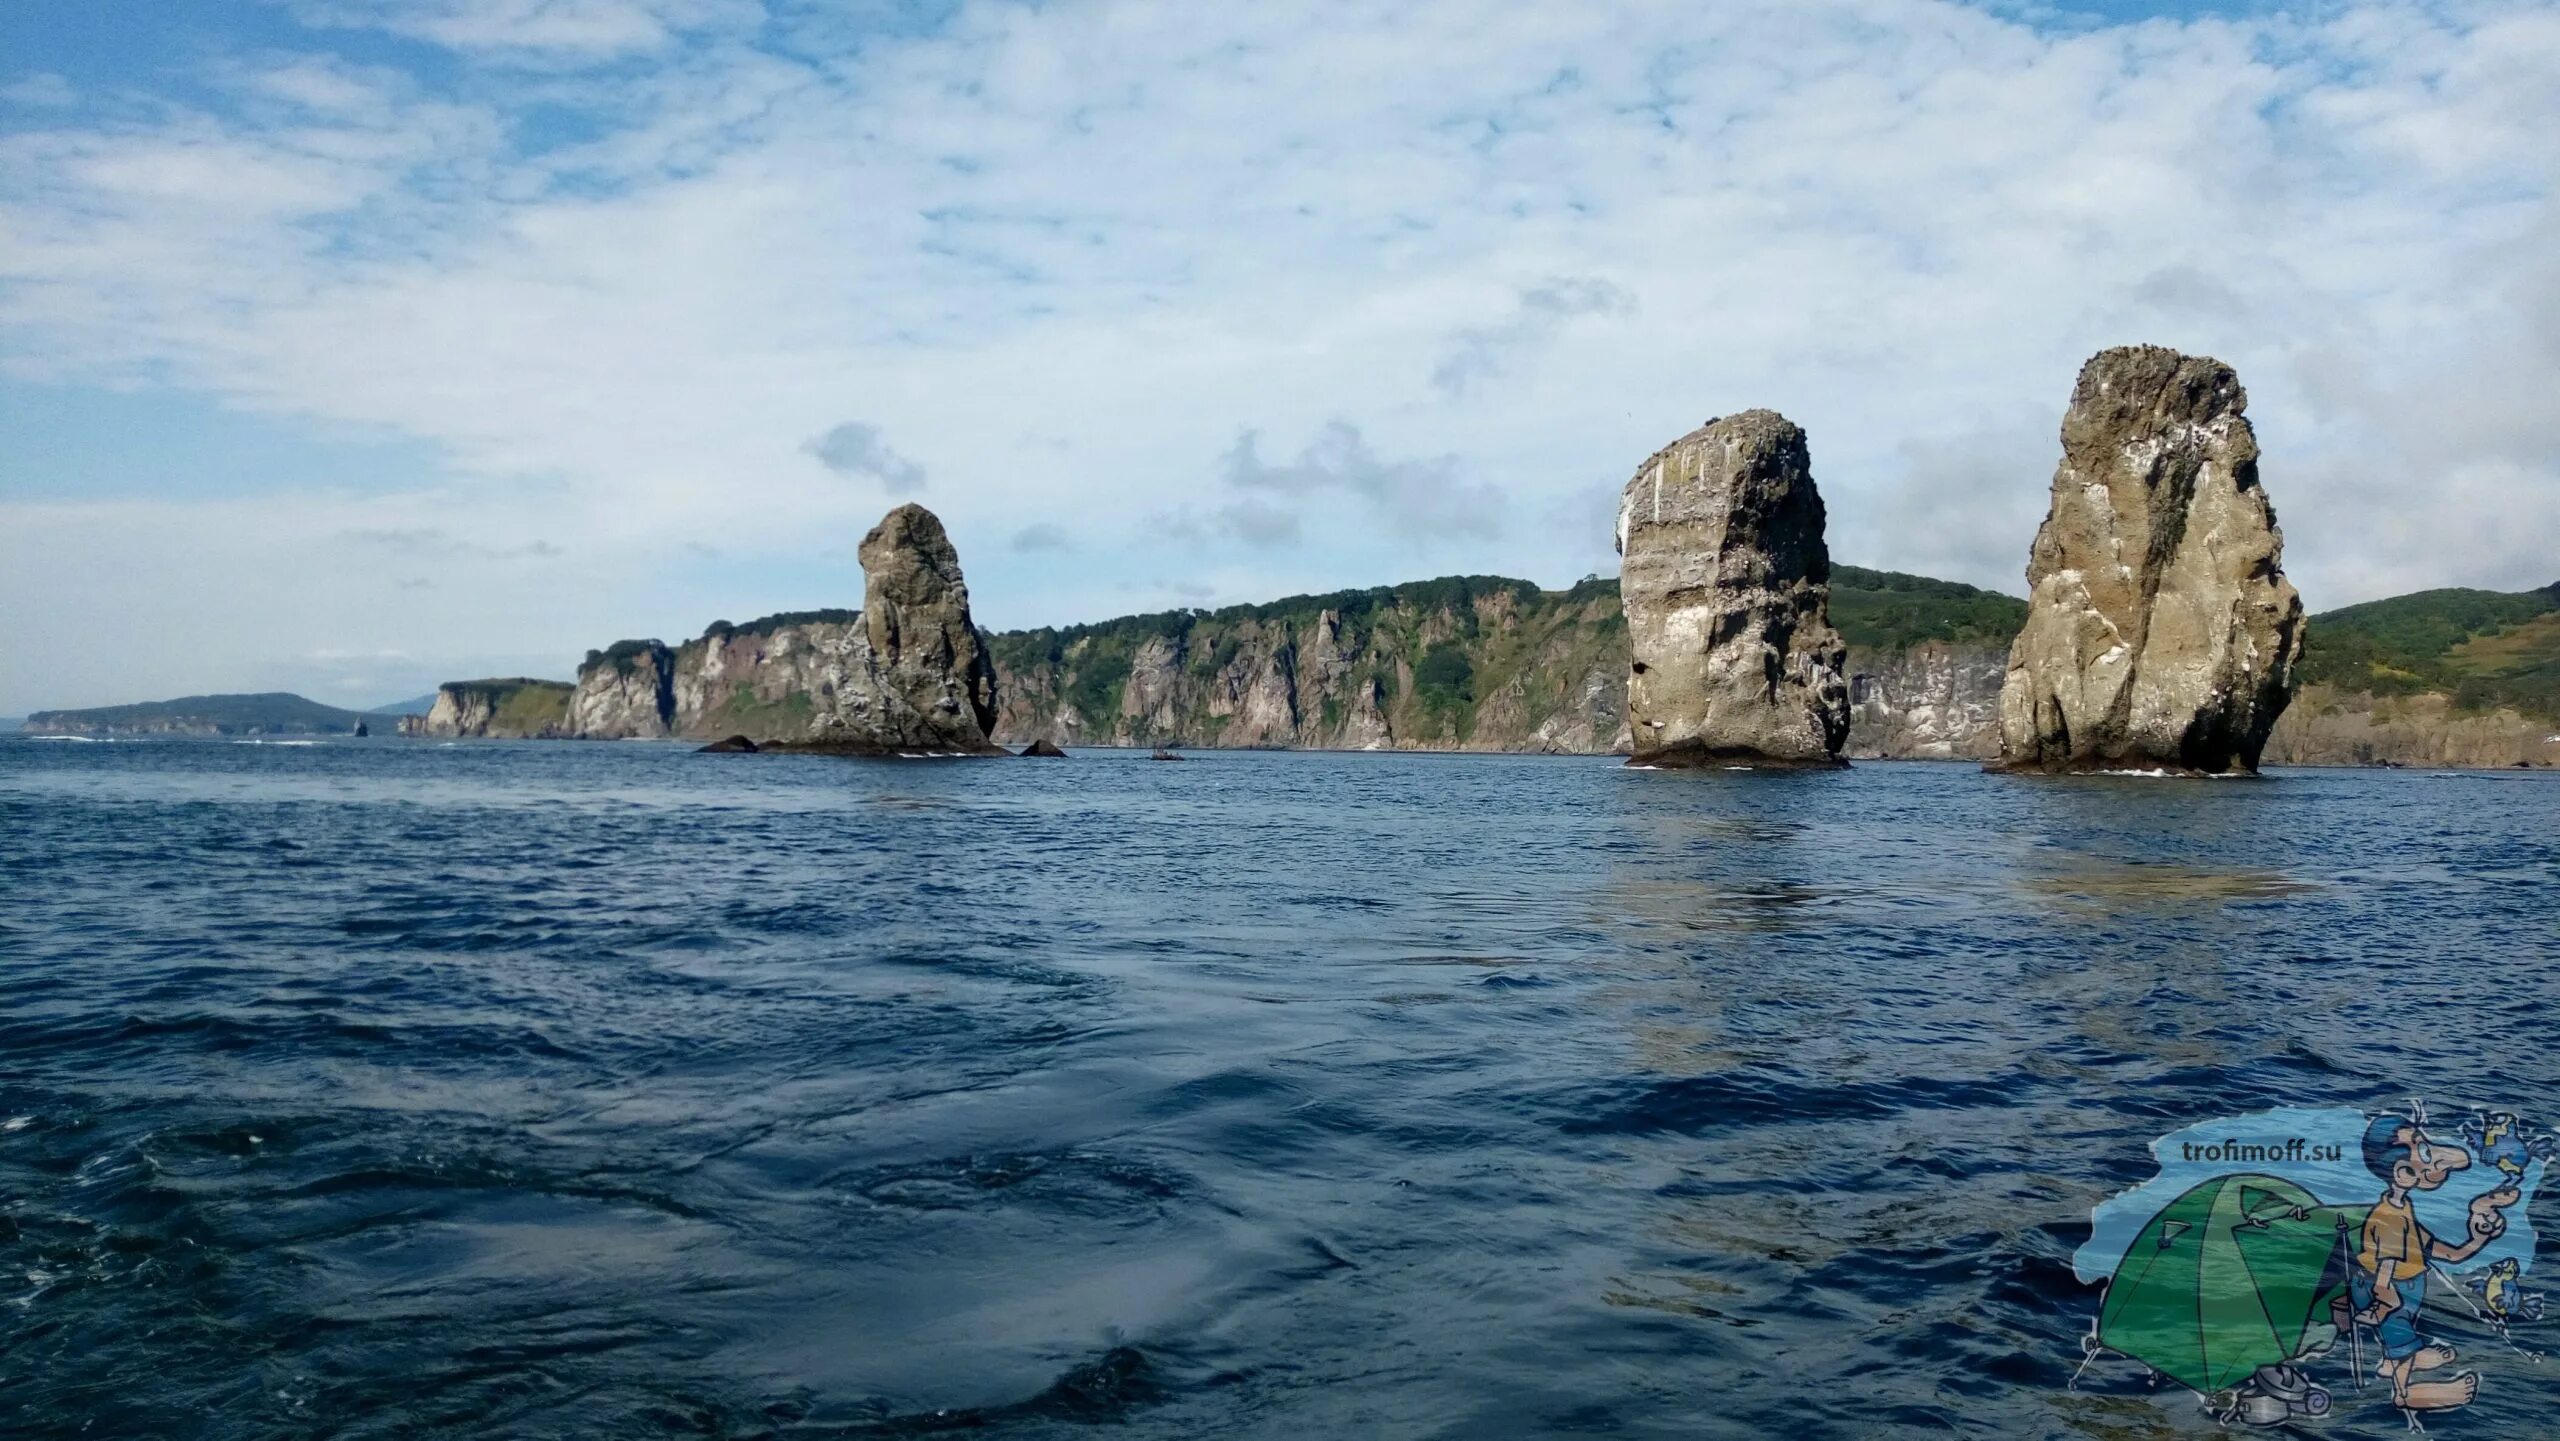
[2350,1112,2521,1411]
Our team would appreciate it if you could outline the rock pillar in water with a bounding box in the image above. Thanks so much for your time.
[804,502,1003,753]
[1995,346,2305,774]
[1615,409,1850,767]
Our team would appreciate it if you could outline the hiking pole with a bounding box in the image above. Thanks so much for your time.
[2351,1303,2366,1393]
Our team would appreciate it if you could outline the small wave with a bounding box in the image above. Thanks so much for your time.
[3,1115,30,1132]
[26,735,107,743]
[232,739,322,747]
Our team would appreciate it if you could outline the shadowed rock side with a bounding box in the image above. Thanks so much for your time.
[1614,410,1850,768]
[1995,346,2305,775]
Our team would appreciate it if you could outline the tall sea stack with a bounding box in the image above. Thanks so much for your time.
[1995,346,2305,774]
[806,502,1003,753]
[1615,409,1850,768]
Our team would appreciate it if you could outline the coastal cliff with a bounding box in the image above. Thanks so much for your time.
[2261,581,2560,767]
[450,504,1006,754]
[404,558,2554,766]
[417,679,574,738]
[985,569,2020,757]
[990,576,1631,752]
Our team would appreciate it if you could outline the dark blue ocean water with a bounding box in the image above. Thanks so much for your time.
[2,738,2554,1439]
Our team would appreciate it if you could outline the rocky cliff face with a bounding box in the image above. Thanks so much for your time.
[420,679,574,738]
[1997,346,2306,774]
[522,504,1004,754]
[2264,686,2560,768]
[667,612,859,739]
[985,574,2011,758]
[566,641,676,738]
[1615,410,1849,767]
[989,578,1632,752]
[1846,643,2006,760]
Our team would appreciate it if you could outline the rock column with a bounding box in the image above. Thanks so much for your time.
[1616,409,1850,767]
[1995,346,2305,774]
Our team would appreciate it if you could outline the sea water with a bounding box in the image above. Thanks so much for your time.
[2,738,2553,1438]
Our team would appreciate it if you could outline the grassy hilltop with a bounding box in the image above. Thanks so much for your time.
[2295,583,2560,720]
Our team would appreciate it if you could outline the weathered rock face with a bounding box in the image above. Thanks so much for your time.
[513,504,1003,754]
[2264,685,2560,769]
[1615,410,1850,767]
[816,504,1002,752]
[566,641,676,738]
[672,614,861,738]
[1846,642,2007,760]
[986,582,1629,752]
[1996,347,2305,774]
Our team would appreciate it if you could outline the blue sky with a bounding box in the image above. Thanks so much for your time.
[3,0,2556,713]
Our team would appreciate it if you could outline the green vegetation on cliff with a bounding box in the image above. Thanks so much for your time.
[446,678,575,733]
[2296,582,2560,718]
[699,609,861,641]
[583,639,665,676]
[1827,565,2030,650]
[984,567,2019,747]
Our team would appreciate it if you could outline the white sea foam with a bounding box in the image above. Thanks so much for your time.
[2,1116,31,1132]
[234,739,322,747]
[27,735,105,743]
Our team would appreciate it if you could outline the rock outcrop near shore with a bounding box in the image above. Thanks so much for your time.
[1615,410,1850,767]
[1995,346,2305,774]
[450,503,1004,754]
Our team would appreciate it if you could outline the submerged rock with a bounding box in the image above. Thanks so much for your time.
[1019,738,1069,757]
[1995,346,2305,775]
[1615,409,1849,768]
[698,734,759,753]
[1149,747,1186,761]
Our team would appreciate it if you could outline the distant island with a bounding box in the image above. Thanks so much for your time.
[24,691,431,737]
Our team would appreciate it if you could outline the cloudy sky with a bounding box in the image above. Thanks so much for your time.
[3,0,2555,714]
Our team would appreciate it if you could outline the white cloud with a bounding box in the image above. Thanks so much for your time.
[2,0,2557,710]
[1,73,77,108]
[292,0,751,59]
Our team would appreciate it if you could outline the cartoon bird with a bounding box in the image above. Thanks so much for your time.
[2460,1111,2549,1183]
[2466,1259,2546,1325]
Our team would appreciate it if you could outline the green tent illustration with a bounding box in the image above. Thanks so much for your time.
[2096,1173,2372,1396]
